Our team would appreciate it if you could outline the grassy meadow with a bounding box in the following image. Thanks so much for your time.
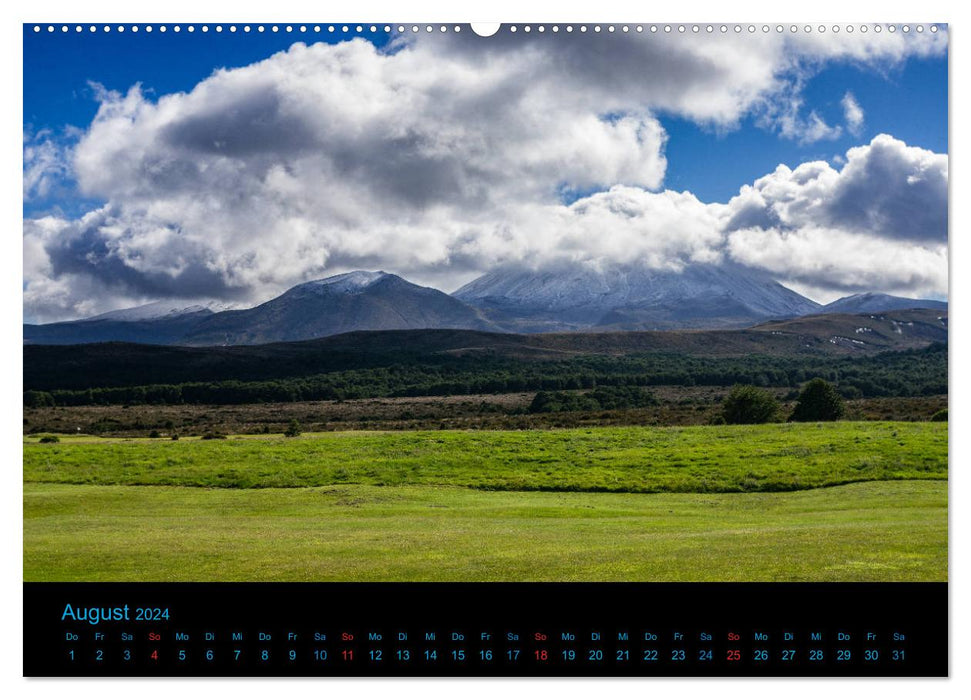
[23,422,947,582]
[23,422,946,492]
[24,481,945,582]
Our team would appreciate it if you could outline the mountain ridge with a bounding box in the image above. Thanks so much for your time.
[178,271,496,345]
[24,266,948,346]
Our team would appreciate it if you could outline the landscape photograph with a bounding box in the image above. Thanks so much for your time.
[23,24,947,583]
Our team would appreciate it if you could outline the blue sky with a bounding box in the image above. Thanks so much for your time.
[23,25,950,320]
[663,57,948,200]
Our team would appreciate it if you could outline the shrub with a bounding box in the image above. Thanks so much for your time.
[24,390,55,408]
[931,408,948,422]
[38,435,60,444]
[839,385,863,400]
[171,434,180,441]
[149,430,161,438]
[529,391,596,414]
[721,385,780,424]
[789,379,845,422]
[201,432,227,440]
[284,419,302,437]
[529,387,657,414]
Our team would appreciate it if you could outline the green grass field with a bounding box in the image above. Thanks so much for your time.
[24,422,946,493]
[22,422,947,582]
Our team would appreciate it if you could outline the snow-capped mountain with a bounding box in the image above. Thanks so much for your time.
[454,262,821,331]
[180,271,495,345]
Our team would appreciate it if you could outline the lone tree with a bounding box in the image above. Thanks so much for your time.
[284,419,302,437]
[789,378,845,422]
[721,385,780,425]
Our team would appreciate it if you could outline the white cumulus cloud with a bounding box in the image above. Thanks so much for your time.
[23,30,948,322]
[723,134,947,299]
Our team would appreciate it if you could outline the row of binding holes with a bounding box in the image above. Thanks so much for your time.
[508,24,938,33]
[32,24,941,34]
[32,25,458,33]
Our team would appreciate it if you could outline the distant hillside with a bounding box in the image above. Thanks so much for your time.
[752,309,948,352]
[24,311,215,346]
[821,292,948,314]
[23,300,242,345]
[24,309,946,393]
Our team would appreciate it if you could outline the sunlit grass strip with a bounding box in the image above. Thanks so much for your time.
[24,422,946,494]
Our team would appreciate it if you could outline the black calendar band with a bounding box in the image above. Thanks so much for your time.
[24,582,948,677]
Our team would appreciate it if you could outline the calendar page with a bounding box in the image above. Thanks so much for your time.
[22,21,948,677]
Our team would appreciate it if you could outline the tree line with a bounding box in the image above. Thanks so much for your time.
[24,344,946,407]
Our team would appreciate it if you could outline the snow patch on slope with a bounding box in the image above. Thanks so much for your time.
[87,300,240,322]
